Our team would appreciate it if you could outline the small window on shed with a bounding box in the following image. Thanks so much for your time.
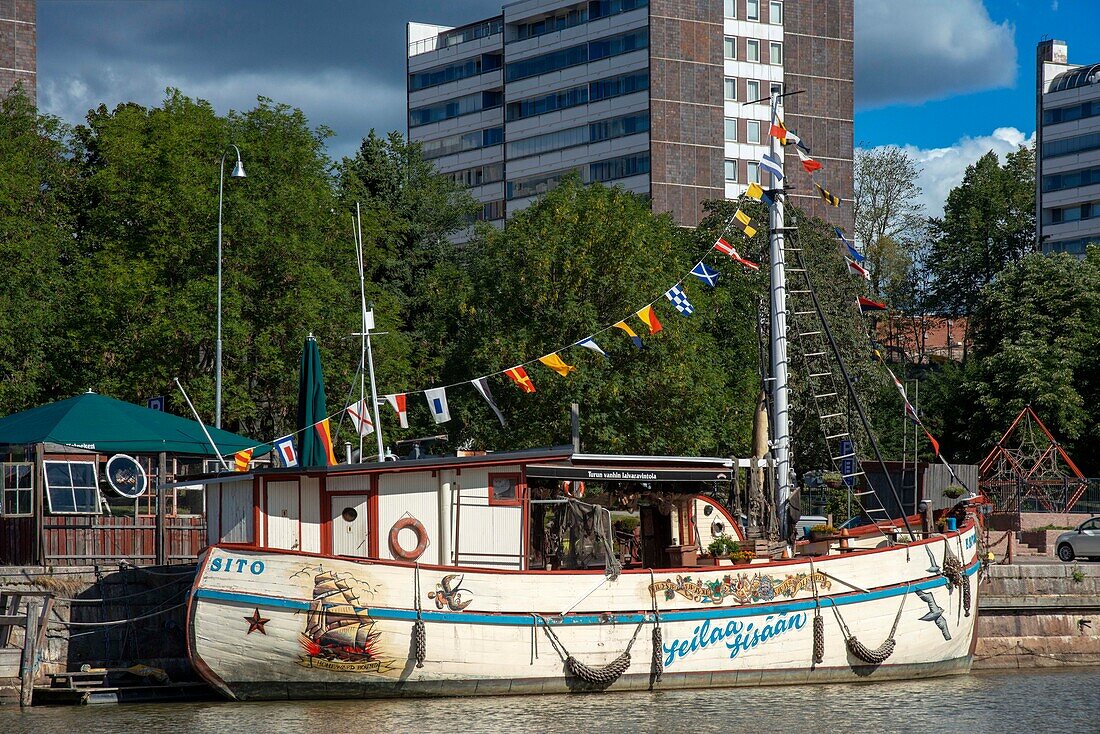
[2,462,34,516]
[44,460,102,514]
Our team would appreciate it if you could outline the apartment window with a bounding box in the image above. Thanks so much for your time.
[589,70,649,101]
[1042,131,1100,159]
[589,0,648,20]
[747,120,761,144]
[512,5,586,41]
[724,117,738,142]
[724,159,738,182]
[747,80,760,102]
[479,200,506,222]
[771,82,784,101]
[747,0,760,21]
[770,42,783,65]
[44,460,101,514]
[421,126,503,160]
[769,1,783,24]
[724,36,737,60]
[747,39,760,62]
[748,162,760,184]
[724,77,738,101]
[724,0,736,18]
[409,90,502,127]
[505,28,648,82]
[2,463,33,517]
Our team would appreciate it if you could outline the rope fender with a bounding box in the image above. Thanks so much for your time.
[830,583,908,666]
[413,563,426,668]
[536,616,644,686]
[649,569,663,683]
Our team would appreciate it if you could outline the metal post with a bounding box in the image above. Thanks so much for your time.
[215,154,225,429]
[570,402,581,453]
[767,94,793,540]
[155,451,167,566]
[19,600,40,707]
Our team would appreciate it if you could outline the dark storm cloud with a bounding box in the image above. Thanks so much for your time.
[38,0,502,158]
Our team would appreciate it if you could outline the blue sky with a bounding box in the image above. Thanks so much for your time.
[35,0,1100,215]
[859,0,1100,149]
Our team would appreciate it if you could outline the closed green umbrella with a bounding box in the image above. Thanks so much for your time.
[295,335,331,467]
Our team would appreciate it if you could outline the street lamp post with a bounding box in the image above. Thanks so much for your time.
[216,145,246,429]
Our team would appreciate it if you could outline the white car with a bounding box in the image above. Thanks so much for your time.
[1055,516,1100,562]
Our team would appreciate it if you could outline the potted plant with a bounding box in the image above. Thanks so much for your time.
[822,472,843,489]
[707,534,739,558]
[942,485,965,500]
[730,547,756,565]
[809,524,838,542]
[935,516,948,533]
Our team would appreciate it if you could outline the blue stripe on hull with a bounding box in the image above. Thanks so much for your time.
[193,558,980,627]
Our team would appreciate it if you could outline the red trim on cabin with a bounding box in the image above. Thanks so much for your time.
[487,472,523,507]
[368,474,379,558]
[694,494,744,542]
[320,474,333,556]
[520,467,529,571]
[251,475,261,546]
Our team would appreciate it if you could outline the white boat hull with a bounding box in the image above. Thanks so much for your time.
[187,525,980,700]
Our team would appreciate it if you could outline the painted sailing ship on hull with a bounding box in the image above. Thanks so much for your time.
[185,91,982,699]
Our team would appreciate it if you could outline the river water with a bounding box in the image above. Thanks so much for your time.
[3,668,1098,734]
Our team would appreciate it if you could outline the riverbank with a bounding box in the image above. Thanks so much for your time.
[974,562,1100,669]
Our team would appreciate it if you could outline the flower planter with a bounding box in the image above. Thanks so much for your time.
[666,545,699,568]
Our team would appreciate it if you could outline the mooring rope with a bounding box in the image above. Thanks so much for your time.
[649,569,663,683]
[413,563,426,668]
[809,559,824,665]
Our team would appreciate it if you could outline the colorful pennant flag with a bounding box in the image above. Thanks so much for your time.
[273,435,298,468]
[815,182,840,207]
[505,366,537,393]
[576,337,608,358]
[715,236,760,270]
[384,393,409,429]
[425,387,451,423]
[885,366,920,424]
[636,305,663,335]
[347,399,375,437]
[538,353,577,377]
[783,131,808,152]
[664,285,694,316]
[745,182,774,207]
[233,448,253,472]
[847,258,870,280]
[760,152,784,182]
[834,227,863,262]
[471,377,505,427]
[796,147,822,173]
[614,321,644,349]
[856,296,887,314]
[690,262,720,287]
[315,419,337,466]
[924,427,941,456]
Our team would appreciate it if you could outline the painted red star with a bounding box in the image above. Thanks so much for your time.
[244,608,270,635]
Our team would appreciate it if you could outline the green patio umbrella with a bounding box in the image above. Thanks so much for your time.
[296,335,331,467]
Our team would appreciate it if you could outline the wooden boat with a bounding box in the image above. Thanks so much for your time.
[184,450,981,700]
[184,104,981,699]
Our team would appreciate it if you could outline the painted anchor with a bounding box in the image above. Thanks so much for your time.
[428,574,473,611]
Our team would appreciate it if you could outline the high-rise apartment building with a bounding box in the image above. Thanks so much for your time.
[406,0,853,235]
[0,0,36,103]
[1036,40,1100,257]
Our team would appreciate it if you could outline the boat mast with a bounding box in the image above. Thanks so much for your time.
[767,93,793,541]
[355,203,386,462]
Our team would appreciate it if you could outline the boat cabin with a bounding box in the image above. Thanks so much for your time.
[195,449,747,571]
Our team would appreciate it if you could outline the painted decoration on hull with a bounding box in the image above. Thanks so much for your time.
[428,574,473,611]
[292,565,399,674]
[649,571,831,606]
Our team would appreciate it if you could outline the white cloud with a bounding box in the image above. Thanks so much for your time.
[861,127,1034,216]
[856,0,1017,109]
[38,64,404,160]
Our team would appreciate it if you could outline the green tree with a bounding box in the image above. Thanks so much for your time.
[853,147,925,300]
[411,177,760,455]
[929,147,1035,327]
[58,90,398,440]
[0,87,72,414]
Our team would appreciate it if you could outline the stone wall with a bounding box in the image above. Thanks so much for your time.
[0,564,198,703]
[975,563,1100,669]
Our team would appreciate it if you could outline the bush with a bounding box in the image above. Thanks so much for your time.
[707,534,740,557]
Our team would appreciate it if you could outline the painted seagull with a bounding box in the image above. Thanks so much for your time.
[924,546,941,575]
[916,589,951,640]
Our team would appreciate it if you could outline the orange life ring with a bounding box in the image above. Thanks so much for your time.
[389,516,428,561]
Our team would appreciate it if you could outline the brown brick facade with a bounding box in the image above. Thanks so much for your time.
[783,0,853,233]
[648,0,724,227]
[0,0,36,103]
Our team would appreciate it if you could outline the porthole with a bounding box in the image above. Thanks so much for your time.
[341,507,358,522]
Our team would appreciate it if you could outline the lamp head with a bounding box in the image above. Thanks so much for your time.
[231,158,247,178]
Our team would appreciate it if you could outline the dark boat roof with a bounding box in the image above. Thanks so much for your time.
[168,447,740,487]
